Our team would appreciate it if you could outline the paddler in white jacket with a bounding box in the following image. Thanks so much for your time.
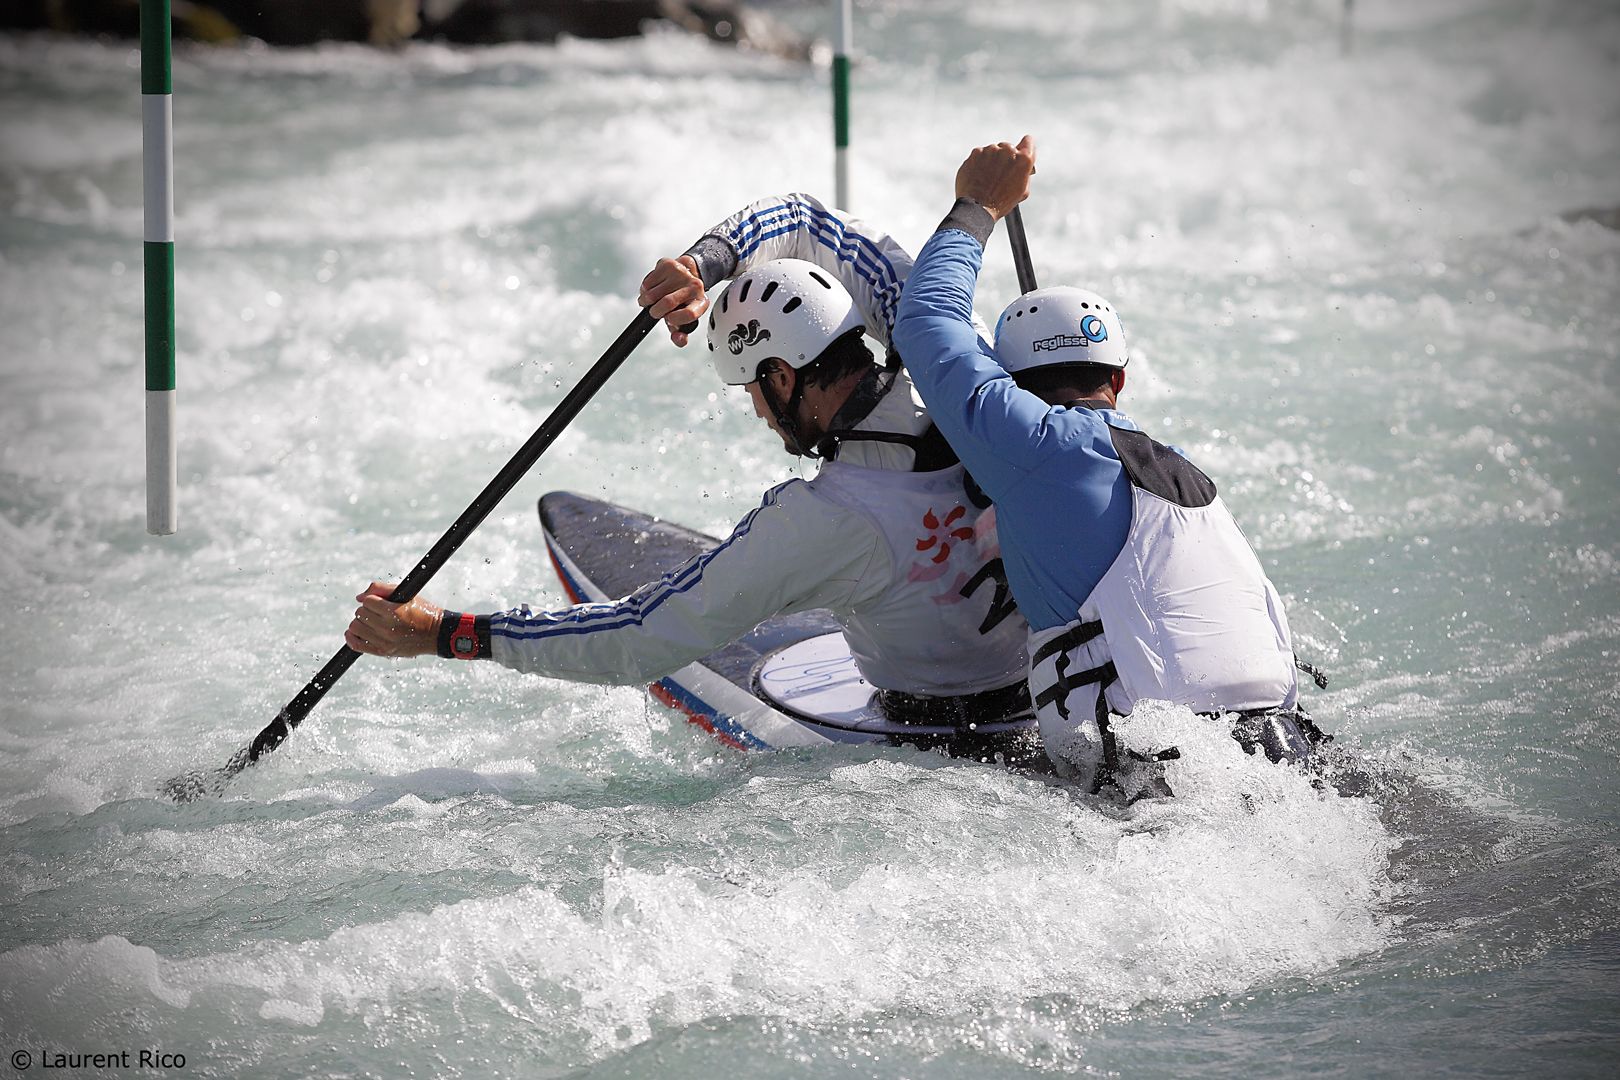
[346,195,1041,766]
[892,138,1325,794]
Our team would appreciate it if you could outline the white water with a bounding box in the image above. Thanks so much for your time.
[1,1,1617,1076]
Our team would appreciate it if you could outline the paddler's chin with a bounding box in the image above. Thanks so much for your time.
[747,380,799,455]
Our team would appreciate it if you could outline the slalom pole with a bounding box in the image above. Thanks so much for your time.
[142,0,177,535]
[832,0,851,209]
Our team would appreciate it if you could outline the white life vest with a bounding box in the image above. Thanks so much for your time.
[809,459,1028,697]
[1087,485,1297,715]
[1026,421,1298,787]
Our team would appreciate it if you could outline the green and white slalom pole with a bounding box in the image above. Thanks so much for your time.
[832,0,851,210]
[142,0,177,535]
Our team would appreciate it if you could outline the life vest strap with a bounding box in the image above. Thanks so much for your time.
[1030,623,1121,794]
[817,424,960,472]
[1033,659,1116,713]
[1031,619,1105,667]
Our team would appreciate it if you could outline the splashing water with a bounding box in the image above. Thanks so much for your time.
[2,1,1618,1076]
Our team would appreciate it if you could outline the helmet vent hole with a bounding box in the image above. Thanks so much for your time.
[760,280,778,303]
[1081,302,1090,308]
[720,291,729,313]
[1030,306,1038,313]
[738,279,752,303]
[782,296,802,314]
[808,271,832,289]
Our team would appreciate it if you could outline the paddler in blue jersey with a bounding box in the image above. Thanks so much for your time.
[892,136,1322,795]
[345,196,1042,766]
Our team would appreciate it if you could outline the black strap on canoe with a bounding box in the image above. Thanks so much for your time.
[873,680,1033,730]
[1032,619,1110,720]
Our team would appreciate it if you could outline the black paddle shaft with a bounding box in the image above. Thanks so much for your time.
[210,308,660,786]
[1006,205,1038,295]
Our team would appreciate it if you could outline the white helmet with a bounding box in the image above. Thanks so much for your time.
[993,286,1129,374]
[707,259,866,385]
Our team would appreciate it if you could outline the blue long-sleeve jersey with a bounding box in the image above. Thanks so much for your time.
[893,224,1140,632]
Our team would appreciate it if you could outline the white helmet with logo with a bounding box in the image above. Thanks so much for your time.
[707,259,866,385]
[993,286,1129,374]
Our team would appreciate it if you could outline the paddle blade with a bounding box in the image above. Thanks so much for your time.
[160,745,251,802]
[159,306,657,801]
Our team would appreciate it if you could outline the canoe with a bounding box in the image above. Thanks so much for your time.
[538,491,1037,751]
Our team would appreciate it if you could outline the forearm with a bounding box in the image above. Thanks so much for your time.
[484,591,760,684]
[463,486,885,684]
[894,221,1075,489]
[893,224,1005,435]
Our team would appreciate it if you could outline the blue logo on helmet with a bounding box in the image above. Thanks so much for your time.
[1080,315,1107,343]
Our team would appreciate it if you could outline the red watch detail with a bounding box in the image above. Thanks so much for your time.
[449,612,480,660]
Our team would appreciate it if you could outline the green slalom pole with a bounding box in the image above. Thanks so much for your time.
[142,0,177,535]
[832,0,851,210]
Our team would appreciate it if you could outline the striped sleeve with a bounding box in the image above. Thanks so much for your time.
[485,481,889,683]
[704,193,913,349]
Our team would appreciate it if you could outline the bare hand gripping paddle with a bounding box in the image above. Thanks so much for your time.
[161,307,661,801]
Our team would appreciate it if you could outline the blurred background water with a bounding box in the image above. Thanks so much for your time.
[1,0,1617,1076]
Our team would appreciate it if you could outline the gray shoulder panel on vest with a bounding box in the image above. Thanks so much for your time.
[1106,426,1217,508]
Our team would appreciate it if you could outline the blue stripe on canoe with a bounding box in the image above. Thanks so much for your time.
[542,507,781,753]
[545,534,586,603]
[652,675,774,751]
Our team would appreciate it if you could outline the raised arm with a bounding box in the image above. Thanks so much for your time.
[893,139,1084,498]
[640,193,912,350]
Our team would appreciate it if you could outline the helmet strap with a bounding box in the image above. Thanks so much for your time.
[813,365,893,460]
[758,361,817,458]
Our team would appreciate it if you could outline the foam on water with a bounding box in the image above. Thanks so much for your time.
[2,0,1618,1075]
[0,708,1393,1072]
